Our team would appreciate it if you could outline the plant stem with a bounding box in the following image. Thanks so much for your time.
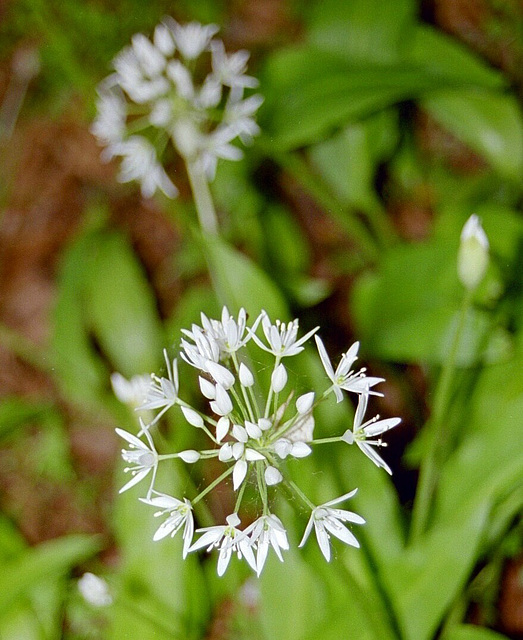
[410,289,474,543]
[185,160,219,235]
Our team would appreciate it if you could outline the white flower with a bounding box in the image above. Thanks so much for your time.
[341,393,400,475]
[91,89,126,144]
[181,406,204,428]
[78,573,112,607]
[108,135,178,198]
[296,392,315,415]
[200,306,259,356]
[116,426,158,495]
[169,20,218,60]
[189,513,256,576]
[141,493,194,557]
[211,40,258,88]
[111,371,151,407]
[239,362,254,387]
[315,336,384,402]
[139,349,179,427]
[210,383,233,416]
[251,312,319,358]
[247,514,289,576]
[299,490,365,562]
[223,89,263,144]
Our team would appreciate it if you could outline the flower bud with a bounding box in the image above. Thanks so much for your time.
[271,364,287,393]
[296,392,315,414]
[178,449,201,463]
[458,215,489,290]
[181,406,204,428]
[265,466,283,486]
[239,362,254,387]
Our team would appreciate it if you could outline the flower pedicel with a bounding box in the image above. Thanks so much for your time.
[114,308,401,575]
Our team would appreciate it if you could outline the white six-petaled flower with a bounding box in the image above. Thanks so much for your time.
[299,490,366,562]
[341,392,401,475]
[141,492,194,558]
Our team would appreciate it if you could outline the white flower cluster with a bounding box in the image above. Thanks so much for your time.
[91,19,263,198]
[113,308,400,576]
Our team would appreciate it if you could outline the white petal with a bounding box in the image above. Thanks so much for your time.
[119,467,150,493]
[207,361,235,389]
[315,523,332,561]
[245,421,262,439]
[314,335,335,380]
[245,448,265,461]
[232,424,248,443]
[290,442,312,458]
[216,417,230,443]
[364,417,401,437]
[323,489,358,508]
[233,460,248,490]
[323,519,360,548]
[271,364,287,393]
[217,546,233,576]
[199,377,216,399]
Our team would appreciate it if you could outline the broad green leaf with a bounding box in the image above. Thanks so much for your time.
[0,535,100,620]
[306,0,416,64]
[385,504,489,640]
[309,111,399,212]
[201,234,288,321]
[51,230,108,404]
[422,89,523,181]
[409,25,505,89]
[446,625,510,640]
[85,231,164,376]
[0,397,53,440]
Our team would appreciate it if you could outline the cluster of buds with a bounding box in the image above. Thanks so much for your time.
[112,308,400,576]
[91,19,262,199]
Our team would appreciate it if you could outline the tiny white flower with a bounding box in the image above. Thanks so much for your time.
[211,40,258,89]
[139,349,179,427]
[181,406,204,428]
[78,573,113,607]
[189,513,256,576]
[299,490,365,562]
[141,493,194,557]
[264,466,283,486]
[91,89,126,144]
[247,514,289,576]
[111,371,151,407]
[251,312,319,358]
[109,135,178,198]
[116,425,158,496]
[341,393,400,475]
[271,363,288,393]
[315,336,384,402]
[169,20,218,60]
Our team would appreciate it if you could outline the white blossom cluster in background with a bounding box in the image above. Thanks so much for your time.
[112,308,401,576]
[91,19,263,198]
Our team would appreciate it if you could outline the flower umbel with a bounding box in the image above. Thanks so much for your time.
[91,19,262,200]
[113,308,400,576]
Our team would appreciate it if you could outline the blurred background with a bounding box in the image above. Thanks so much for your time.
[0,0,522,638]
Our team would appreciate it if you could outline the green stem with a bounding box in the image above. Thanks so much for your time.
[192,466,233,506]
[410,288,474,543]
[185,160,219,235]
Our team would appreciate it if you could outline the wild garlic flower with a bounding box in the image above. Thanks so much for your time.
[299,490,366,562]
[78,573,113,607]
[113,308,400,575]
[315,335,384,402]
[341,392,401,475]
[91,19,262,199]
[111,371,151,407]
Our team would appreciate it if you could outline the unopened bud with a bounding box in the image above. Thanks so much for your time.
[458,215,489,290]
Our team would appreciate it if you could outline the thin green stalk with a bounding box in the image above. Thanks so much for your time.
[185,160,219,235]
[192,466,233,506]
[410,288,474,543]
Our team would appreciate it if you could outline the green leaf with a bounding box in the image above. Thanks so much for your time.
[201,234,288,321]
[446,625,510,640]
[0,535,100,620]
[422,89,523,181]
[409,25,505,89]
[85,231,164,376]
[306,0,416,64]
[385,504,489,640]
[51,230,108,405]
